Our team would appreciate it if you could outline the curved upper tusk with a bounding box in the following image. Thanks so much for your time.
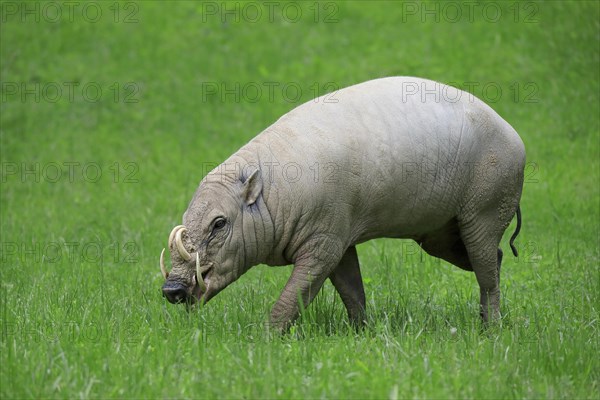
[160,248,169,279]
[168,225,186,249]
[175,228,192,261]
[196,252,207,292]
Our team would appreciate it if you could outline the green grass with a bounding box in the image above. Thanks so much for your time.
[1,1,598,398]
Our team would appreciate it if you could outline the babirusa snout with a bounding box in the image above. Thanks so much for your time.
[160,225,206,294]
[162,281,188,304]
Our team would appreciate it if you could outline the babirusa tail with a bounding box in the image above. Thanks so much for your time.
[509,206,521,257]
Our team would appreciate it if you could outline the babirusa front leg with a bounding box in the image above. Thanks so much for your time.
[270,237,343,333]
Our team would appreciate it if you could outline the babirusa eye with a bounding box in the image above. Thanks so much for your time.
[214,217,226,230]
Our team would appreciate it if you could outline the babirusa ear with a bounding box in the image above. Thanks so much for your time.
[242,169,262,206]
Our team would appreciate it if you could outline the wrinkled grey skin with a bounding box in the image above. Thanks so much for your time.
[161,77,525,332]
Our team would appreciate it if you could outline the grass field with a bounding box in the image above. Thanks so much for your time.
[1,1,599,398]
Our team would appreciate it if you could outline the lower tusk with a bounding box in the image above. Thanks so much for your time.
[196,252,207,292]
[160,248,169,279]
[175,228,192,261]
